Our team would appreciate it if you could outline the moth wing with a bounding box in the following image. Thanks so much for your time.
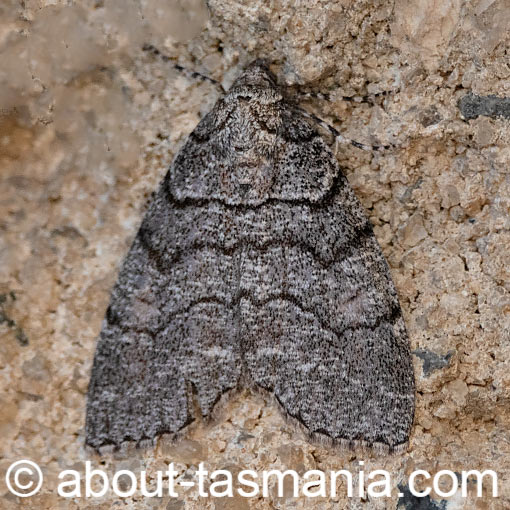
[85,182,242,449]
[242,124,415,452]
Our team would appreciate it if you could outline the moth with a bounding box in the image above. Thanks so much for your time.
[86,60,415,453]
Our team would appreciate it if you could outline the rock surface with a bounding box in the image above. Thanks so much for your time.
[0,0,509,508]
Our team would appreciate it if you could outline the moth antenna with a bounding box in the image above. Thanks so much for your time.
[301,89,395,105]
[298,108,394,151]
[142,43,225,92]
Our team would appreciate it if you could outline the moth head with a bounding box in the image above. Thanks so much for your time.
[228,60,282,104]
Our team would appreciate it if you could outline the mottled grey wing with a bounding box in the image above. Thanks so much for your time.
[239,127,415,452]
[85,182,243,449]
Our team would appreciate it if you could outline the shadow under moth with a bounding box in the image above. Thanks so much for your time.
[86,61,415,454]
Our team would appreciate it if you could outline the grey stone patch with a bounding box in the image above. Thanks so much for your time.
[51,225,88,243]
[0,309,16,329]
[397,483,447,509]
[15,328,29,346]
[21,353,51,381]
[458,92,510,120]
[166,500,185,510]
[413,349,454,377]
[235,430,255,443]
[0,292,29,346]
[19,392,44,401]
[399,178,424,204]
[419,106,442,127]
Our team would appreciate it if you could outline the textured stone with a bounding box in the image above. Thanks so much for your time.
[459,92,510,121]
